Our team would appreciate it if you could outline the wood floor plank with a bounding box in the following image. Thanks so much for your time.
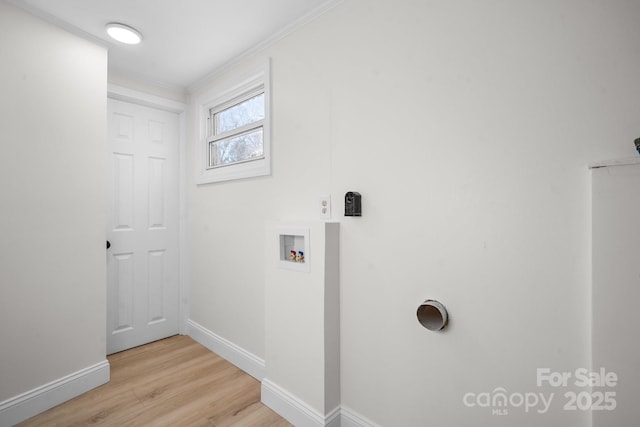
[16,336,292,427]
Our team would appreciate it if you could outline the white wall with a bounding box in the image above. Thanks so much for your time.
[592,163,640,426]
[264,221,340,417]
[0,0,107,405]
[108,72,187,104]
[188,0,640,425]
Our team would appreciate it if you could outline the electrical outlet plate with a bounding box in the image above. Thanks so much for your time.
[319,195,331,220]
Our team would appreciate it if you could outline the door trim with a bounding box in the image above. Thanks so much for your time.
[107,84,189,336]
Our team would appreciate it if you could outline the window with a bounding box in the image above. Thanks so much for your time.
[196,61,270,184]
[209,90,265,168]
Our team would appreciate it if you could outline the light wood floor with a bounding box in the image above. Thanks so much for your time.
[17,335,292,427]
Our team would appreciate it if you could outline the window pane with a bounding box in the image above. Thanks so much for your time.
[210,128,264,167]
[214,93,264,134]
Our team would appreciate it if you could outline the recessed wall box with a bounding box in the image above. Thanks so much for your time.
[277,226,310,272]
[345,191,361,216]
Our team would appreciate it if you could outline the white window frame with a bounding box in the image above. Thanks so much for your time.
[196,60,271,184]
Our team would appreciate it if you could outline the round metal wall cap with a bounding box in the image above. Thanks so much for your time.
[416,300,448,331]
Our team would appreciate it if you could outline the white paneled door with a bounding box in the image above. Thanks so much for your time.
[106,98,180,355]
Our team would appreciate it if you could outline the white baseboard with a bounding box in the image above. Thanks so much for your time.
[0,360,110,427]
[340,406,379,427]
[261,378,379,427]
[186,319,265,381]
[261,378,334,427]
[325,407,341,427]
[260,378,379,427]
[187,320,377,427]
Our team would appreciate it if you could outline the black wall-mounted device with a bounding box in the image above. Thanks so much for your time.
[344,191,361,216]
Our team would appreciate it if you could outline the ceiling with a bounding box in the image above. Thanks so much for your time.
[10,0,338,91]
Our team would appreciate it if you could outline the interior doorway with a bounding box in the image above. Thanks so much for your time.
[106,95,182,354]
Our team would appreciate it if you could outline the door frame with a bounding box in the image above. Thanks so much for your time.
[107,83,189,336]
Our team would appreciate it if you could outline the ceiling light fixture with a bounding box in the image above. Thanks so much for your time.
[105,23,142,45]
